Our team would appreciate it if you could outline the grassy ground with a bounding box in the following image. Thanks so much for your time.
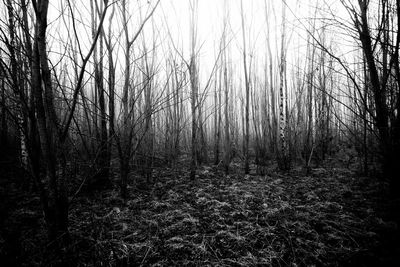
[0,161,399,266]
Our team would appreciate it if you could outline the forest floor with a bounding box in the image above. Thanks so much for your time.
[0,160,399,266]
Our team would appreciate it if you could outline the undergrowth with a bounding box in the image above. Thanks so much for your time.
[0,162,399,266]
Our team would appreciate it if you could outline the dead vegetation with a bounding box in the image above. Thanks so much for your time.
[1,162,398,266]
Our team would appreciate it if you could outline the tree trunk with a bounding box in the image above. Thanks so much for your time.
[92,0,110,187]
[214,68,222,165]
[31,0,69,243]
[120,156,129,199]
[356,1,392,182]
[240,0,250,174]
[189,55,198,180]
[278,2,289,170]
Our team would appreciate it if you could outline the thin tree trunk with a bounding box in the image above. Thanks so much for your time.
[278,2,289,170]
[240,0,250,174]
[213,69,220,165]
[189,55,198,180]
[189,0,198,180]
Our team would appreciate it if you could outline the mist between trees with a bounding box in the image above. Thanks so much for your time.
[0,0,399,254]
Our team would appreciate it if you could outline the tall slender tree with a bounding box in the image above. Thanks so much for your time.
[240,0,250,174]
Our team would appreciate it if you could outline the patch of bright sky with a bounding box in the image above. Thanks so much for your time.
[43,0,355,93]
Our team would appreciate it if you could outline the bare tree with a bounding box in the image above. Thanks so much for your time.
[240,0,251,174]
[350,0,400,190]
[117,0,160,198]
[188,0,199,180]
[278,2,290,170]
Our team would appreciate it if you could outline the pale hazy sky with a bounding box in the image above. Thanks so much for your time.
[45,0,347,63]
[41,0,353,99]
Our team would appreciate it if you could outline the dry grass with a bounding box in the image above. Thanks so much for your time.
[1,163,398,266]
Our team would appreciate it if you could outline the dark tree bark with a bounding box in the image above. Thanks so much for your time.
[31,0,69,243]
[189,54,198,180]
[355,0,400,191]
[92,0,110,187]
